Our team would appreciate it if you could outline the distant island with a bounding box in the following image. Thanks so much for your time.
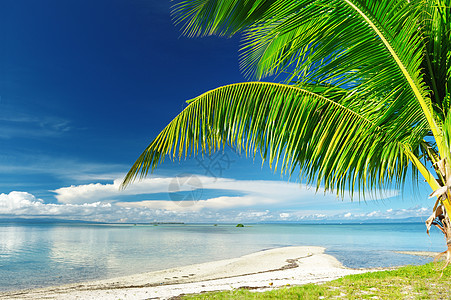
[147,222,185,225]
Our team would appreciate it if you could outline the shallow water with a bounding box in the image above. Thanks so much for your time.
[0,222,443,291]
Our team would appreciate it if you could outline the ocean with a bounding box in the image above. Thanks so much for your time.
[0,222,444,291]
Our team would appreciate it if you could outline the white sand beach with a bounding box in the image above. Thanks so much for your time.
[1,246,375,300]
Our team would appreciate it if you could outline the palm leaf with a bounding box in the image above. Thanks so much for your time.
[241,0,439,146]
[172,0,444,161]
[421,0,450,114]
[122,82,412,198]
[172,0,272,37]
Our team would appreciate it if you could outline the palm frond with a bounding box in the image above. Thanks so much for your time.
[239,0,440,147]
[172,0,272,37]
[421,0,450,115]
[172,0,445,159]
[122,82,412,198]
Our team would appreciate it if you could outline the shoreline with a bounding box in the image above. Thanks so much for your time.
[395,251,440,258]
[1,246,378,300]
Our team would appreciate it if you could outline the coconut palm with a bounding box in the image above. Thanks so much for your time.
[123,0,451,266]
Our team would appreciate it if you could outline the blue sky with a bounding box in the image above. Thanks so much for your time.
[0,0,435,223]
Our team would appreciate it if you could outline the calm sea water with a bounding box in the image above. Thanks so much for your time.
[0,222,445,291]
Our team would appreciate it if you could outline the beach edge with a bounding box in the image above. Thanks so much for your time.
[1,246,375,300]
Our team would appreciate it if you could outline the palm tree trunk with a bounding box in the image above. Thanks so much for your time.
[409,148,451,269]
[427,197,451,271]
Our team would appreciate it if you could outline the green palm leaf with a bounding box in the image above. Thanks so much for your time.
[421,0,451,116]
[172,0,272,37]
[173,0,442,156]
[241,0,438,145]
[122,82,412,198]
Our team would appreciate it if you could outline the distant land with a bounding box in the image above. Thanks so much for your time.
[0,217,426,225]
[260,217,427,224]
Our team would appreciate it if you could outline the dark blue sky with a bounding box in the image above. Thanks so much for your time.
[0,0,431,223]
[1,0,243,190]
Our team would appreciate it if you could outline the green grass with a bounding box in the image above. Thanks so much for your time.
[181,262,451,299]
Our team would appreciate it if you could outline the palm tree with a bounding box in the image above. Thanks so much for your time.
[123,0,451,266]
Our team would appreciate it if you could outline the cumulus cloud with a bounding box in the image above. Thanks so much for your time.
[0,191,44,212]
[0,191,189,223]
[0,191,112,219]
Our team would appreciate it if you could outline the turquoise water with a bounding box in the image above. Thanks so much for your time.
[0,222,444,291]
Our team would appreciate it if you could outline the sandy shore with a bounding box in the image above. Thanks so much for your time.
[1,246,374,300]
[395,251,440,258]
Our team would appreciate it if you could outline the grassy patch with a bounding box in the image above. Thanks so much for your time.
[182,262,451,299]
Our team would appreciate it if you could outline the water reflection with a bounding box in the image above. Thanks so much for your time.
[0,223,446,291]
[0,225,27,258]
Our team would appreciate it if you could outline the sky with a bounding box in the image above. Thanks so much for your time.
[0,0,436,223]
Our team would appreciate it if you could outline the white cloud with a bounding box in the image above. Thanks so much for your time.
[54,174,400,210]
[0,188,433,223]
[0,191,112,218]
[367,211,378,217]
[55,182,119,204]
[54,176,204,204]
[279,213,290,219]
[0,191,43,212]
[53,175,315,205]
[0,174,414,223]
[117,195,275,212]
